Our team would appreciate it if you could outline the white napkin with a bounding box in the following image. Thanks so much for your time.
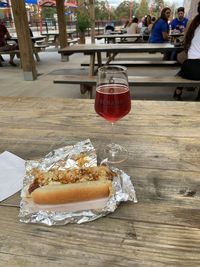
[0,151,25,201]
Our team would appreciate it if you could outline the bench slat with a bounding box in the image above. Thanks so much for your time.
[54,75,200,87]
[68,38,79,43]
[81,60,180,67]
[0,50,19,55]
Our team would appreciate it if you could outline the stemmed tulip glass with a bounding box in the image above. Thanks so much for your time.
[95,65,131,164]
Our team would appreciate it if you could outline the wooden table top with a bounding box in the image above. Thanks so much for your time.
[170,32,184,37]
[95,33,141,39]
[41,29,76,36]
[0,96,200,266]
[10,36,45,42]
[59,43,182,55]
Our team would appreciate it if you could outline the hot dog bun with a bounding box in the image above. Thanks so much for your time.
[31,180,112,205]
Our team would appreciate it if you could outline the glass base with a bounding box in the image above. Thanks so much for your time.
[99,143,128,164]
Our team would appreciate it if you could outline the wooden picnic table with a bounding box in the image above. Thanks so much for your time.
[10,36,45,42]
[169,32,184,38]
[169,32,184,44]
[0,96,200,266]
[41,29,76,47]
[7,36,47,62]
[95,33,142,43]
[58,43,182,76]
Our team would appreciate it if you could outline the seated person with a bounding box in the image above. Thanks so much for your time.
[170,7,188,33]
[149,8,172,59]
[126,17,140,42]
[29,27,36,45]
[148,17,156,33]
[0,19,18,66]
[141,15,151,41]
[121,20,129,33]
[105,24,114,34]
[173,1,200,100]
[149,7,171,43]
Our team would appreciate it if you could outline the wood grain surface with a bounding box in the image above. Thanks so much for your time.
[58,43,182,55]
[0,97,200,267]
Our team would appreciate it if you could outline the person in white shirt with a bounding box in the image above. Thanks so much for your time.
[126,17,139,42]
[173,1,200,100]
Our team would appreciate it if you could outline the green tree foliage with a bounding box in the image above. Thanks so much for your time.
[137,0,149,18]
[132,2,140,17]
[76,11,91,32]
[153,0,165,17]
[40,7,56,19]
[115,1,130,19]
[95,0,110,20]
[112,1,139,20]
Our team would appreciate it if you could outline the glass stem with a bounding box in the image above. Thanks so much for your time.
[110,122,116,156]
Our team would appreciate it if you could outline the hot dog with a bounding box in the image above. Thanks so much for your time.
[27,166,115,205]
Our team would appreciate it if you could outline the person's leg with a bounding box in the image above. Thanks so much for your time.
[9,53,17,66]
[0,55,5,62]
[173,70,183,100]
[173,60,200,100]
[181,59,200,80]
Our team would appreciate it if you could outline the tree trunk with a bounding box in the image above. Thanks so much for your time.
[79,32,86,44]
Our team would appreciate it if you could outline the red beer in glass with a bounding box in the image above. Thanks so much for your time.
[95,84,131,123]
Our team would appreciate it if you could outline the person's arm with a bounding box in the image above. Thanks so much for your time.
[161,21,169,41]
[162,31,169,40]
[3,26,11,40]
[148,24,152,32]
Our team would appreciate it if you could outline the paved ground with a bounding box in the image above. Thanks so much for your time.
[0,37,198,101]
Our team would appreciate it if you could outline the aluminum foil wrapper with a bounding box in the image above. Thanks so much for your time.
[19,139,137,226]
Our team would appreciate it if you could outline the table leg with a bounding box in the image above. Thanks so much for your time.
[97,52,102,68]
[89,53,95,76]
[80,53,95,98]
[105,52,118,65]
[55,35,59,48]
[44,36,49,46]
[34,51,40,62]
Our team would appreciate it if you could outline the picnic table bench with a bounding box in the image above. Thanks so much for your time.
[95,33,142,43]
[67,38,80,45]
[0,49,19,56]
[57,43,186,98]
[0,49,20,66]
[80,60,181,67]
[0,36,48,64]
[41,30,77,47]
[53,74,200,99]
[0,43,48,65]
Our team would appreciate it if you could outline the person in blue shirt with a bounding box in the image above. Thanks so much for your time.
[149,7,171,43]
[170,7,188,33]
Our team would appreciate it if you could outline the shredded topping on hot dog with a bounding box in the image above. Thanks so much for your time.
[28,166,115,194]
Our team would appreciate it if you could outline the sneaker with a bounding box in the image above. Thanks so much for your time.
[173,90,182,101]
